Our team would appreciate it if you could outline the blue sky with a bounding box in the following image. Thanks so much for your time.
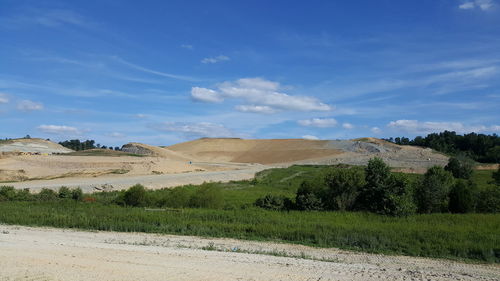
[0,0,499,146]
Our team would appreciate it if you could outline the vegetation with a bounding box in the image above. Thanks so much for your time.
[0,163,499,262]
[386,131,500,163]
[58,139,121,151]
[64,149,143,157]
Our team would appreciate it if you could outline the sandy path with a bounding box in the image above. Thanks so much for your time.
[0,225,498,281]
[7,166,267,192]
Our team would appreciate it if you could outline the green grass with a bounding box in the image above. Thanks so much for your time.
[0,201,498,262]
[64,149,144,157]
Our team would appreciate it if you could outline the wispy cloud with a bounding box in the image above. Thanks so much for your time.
[17,100,43,111]
[387,119,500,134]
[191,78,332,113]
[37,125,82,135]
[112,56,200,82]
[459,0,495,11]
[0,93,9,104]
[298,118,338,128]
[370,127,382,134]
[154,122,238,138]
[342,123,354,129]
[181,44,194,50]
[201,55,230,64]
[0,9,90,29]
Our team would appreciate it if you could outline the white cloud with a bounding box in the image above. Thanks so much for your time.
[112,56,198,82]
[201,55,230,64]
[191,78,332,113]
[342,122,354,129]
[298,118,338,128]
[459,0,495,10]
[387,119,500,134]
[235,105,277,114]
[134,113,147,118]
[371,127,382,134]
[302,135,319,140]
[0,93,9,104]
[180,44,193,50]
[17,100,43,111]
[37,125,81,135]
[191,87,223,103]
[156,122,237,138]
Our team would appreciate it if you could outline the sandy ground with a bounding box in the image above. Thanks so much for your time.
[0,225,498,281]
[7,165,267,192]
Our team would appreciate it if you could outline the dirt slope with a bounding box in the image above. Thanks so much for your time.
[122,142,194,161]
[168,138,343,164]
[0,138,72,154]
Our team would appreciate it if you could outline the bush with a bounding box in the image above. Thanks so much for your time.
[416,166,454,213]
[476,186,500,213]
[72,188,83,201]
[492,166,500,186]
[323,166,364,211]
[295,181,324,210]
[445,157,474,179]
[0,186,16,201]
[449,180,477,213]
[123,184,147,207]
[38,188,58,201]
[58,186,73,199]
[255,194,292,211]
[160,187,192,208]
[189,184,224,209]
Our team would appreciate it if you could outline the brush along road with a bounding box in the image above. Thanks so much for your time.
[0,225,498,281]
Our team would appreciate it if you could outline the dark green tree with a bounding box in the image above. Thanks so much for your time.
[445,156,474,179]
[123,184,147,207]
[492,166,500,186]
[449,180,476,213]
[323,167,364,211]
[416,166,454,213]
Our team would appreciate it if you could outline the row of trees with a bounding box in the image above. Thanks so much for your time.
[385,131,500,163]
[58,139,121,151]
[255,158,500,216]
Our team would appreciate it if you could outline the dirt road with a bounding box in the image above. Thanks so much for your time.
[7,166,267,192]
[0,225,498,281]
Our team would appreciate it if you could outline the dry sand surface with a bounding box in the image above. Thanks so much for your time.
[0,225,498,281]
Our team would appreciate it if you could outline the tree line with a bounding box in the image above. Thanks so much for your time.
[255,157,500,216]
[385,131,500,163]
[58,139,121,151]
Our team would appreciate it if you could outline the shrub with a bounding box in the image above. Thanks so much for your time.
[123,184,147,207]
[323,167,364,211]
[38,188,58,201]
[492,166,500,186]
[476,186,500,213]
[416,166,454,213]
[0,186,16,201]
[255,194,292,211]
[449,180,477,213]
[295,181,324,210]
[72,188,83,201]
[160,186,192,208]
[58,186,73,199]
[189,184,224,209]
[445,156,474,179]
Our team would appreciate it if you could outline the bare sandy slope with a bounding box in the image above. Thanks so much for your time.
[7,165,266,192]
[0,138,72,154]
[0,225,498,281]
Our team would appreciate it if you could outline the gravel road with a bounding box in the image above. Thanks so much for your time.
[0,225,498,281]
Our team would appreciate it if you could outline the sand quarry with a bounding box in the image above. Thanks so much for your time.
[1,137,448,191]
[4,137,495,281]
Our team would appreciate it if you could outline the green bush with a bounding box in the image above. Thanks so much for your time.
[72,188,83,201]
[449,180,476,213]
[492,166,500,186]
[58,186,73,199]
[38,188,58,201]
[255,194,291,211]
[323,166,364,211]
[189,183,224,209]
[123,184,147,207]
[0,186,16,201]
[160,186,192,208]
[476,186,500,213]
[295,181,324,210]
[416,166,454,213]
[445,157,474,179]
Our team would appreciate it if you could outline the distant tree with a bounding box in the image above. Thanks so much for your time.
[416,166,454,213]
[24,135,31,139]
[445,156,474,179]
[323,166,364,211]
[448,180,476,213]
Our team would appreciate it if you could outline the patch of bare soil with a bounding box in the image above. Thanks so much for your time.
[0,225,498,281]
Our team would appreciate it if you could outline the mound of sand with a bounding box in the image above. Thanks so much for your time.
[0,138,72,154]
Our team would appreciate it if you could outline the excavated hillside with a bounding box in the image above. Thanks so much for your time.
[0,138,72,154]
[167,137,449,170]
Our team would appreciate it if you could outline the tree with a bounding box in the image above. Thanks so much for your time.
[449,180,476,213]
[416,166,454,213]
[357,157,415,216]
[123,184,147,207]
[445,156,474,179]
[295,181,323,211]
[323,167,364,211]
[492,166,500,186]
[255,194,291,211]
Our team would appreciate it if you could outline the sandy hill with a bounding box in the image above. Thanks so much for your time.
[167,138,344,164]
[121,142,193,161]
[0,138,72,154]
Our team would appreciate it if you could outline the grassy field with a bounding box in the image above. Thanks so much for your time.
[1,165,499,262]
